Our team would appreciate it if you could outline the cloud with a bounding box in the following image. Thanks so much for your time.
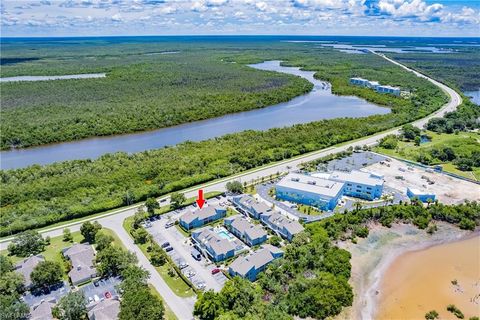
[375,0,445,22]
[256,2,268,12]
[157,5,176,14]
[111,13,122,21]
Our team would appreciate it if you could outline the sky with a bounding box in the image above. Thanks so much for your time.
[1,0,479,37]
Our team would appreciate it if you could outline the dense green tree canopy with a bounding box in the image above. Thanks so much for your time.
[7,230,45,257]
[80,221,102,243]
[30,261,63,288]
[96,245,137,277]
[53,291,87,320]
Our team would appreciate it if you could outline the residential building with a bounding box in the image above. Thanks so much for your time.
[224,215,267,246]
[376,85,401,96]
[30,300,55,320]
[329,170,384,201]
[407,187,436,203]
[63,243,97,285]
[276,173,344,211]
[191,227,236,262]
[260,211,304,241]
[349,77,369,87]
[180,206,227,230]
[14,254,44,289]
[229,244,284,281]
[231,194,272,219]
[87,298,120,320]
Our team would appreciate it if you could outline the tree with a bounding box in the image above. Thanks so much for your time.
[53,291,87,320]
[446,304,464,319]
[119,286,164,320]
[268,236,282,247]
[30,261,63,288]
[414,136,421,146]
[120,265,150,288]
[170,192,186,210]
[96,246,137,277]
[425,310,439,319]
[194,290,224,320]
[133,207,147,229]
[0,294,29,320]
[63,228,73,242]
[95,231,114,251]
[150,245,167,266]
[7,230,45,257]
[0,255,24,296]
[132,228,149,244]
[226,181,244,194]
[402,124,421,141]
[80,221,102,243]
[145,197,160,216]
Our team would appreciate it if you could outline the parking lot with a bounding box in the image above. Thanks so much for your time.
[144,196,229,292]
[82,277,121,304]
[23,281,71,307]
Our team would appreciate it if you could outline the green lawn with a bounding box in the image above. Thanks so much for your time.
[123,217,194,298]
[376,131,480,181]
[297,204,323,216]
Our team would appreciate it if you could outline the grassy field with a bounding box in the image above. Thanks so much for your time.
[297,203,323,215]
[123,216,195,298]
[376,131,480,180]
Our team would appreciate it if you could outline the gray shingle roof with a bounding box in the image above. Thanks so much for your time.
[229,245,283,277]
[193,227,235,256]
[265,212,304,235]
[64,244,96,284]
[227,215,267,241]
[180,206,222,224]
[15,255,44,288]
[30,300,55,320]
[88,298,120,320]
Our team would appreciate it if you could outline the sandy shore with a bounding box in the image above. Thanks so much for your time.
[335,222,478,320]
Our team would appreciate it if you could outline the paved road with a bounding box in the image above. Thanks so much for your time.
[0,53,462,320]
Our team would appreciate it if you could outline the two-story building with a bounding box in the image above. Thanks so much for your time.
[179,206,227,230]
[276,173,344,211]
[224,215,267,247]
[231,195,272,219]
[191,227,236,262]
[63,243,97,286]
[15,255,45,289]
[260,211,304,241]
[229,244,284,281]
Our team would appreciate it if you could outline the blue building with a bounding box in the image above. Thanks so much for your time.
[376,85,401,96]
[276,173,344,211]
[191,227,236,262]
[179,206,227,230]
[224,215,268,247]
[231,195,272,219]
[407,187,436,203]
[329,170,384,201]
[229,244,284,281]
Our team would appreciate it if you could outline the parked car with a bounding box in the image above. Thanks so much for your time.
[165,246,174,252]
[211,268,221,275]
[161,242,170,248]
[165,221,175,229]
[94,295,100,302]
[179,262,189,269]
[191,249,201,261]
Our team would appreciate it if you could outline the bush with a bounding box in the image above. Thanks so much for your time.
[425,310,439,319]
[447,304,464,319]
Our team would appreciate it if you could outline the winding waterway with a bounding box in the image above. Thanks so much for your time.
[0,60,390,170]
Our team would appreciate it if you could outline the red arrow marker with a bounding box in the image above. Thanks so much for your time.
[196,189,205,209]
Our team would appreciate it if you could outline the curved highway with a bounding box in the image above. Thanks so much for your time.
[0,53,462,319]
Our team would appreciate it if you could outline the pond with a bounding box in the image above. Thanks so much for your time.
[0,61,390,170]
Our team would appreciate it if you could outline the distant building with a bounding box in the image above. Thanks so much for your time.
[229,244,284,281]
[87,298,120,320]
[15,255,45,289]
[191,227,236,262]
[231,195,272,219]
[180,206,227,230]
[30,300,55,320]
[224,215,268,247]
[407,187,435,203]
[376,85,401,96]
[276,173,344,211]
[63,243,97,285]
[329,170,384,201]
[350,77,400,96]
[260,211,304,241]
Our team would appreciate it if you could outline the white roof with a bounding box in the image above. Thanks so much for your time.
[407,187,434,196]
[277,173,344,198]
[329,170,383,187]
[378,85,400,90]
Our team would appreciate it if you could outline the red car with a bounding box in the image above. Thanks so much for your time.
[211,268,221,275]
[104,291,112,299]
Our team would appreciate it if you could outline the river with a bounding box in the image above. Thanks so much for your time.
[0,60,389,170]
[376,235,480,320]
[0,73,106,82]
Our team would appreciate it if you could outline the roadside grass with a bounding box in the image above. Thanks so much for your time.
[297,204,323,216]
[1,228,123,278]
[123,216,195,298]
[148,284,178,320]
[375,131,480,181]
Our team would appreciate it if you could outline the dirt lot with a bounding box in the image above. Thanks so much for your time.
[367,157,480,204]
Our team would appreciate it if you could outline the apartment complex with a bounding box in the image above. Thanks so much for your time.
[180,206,227,230]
